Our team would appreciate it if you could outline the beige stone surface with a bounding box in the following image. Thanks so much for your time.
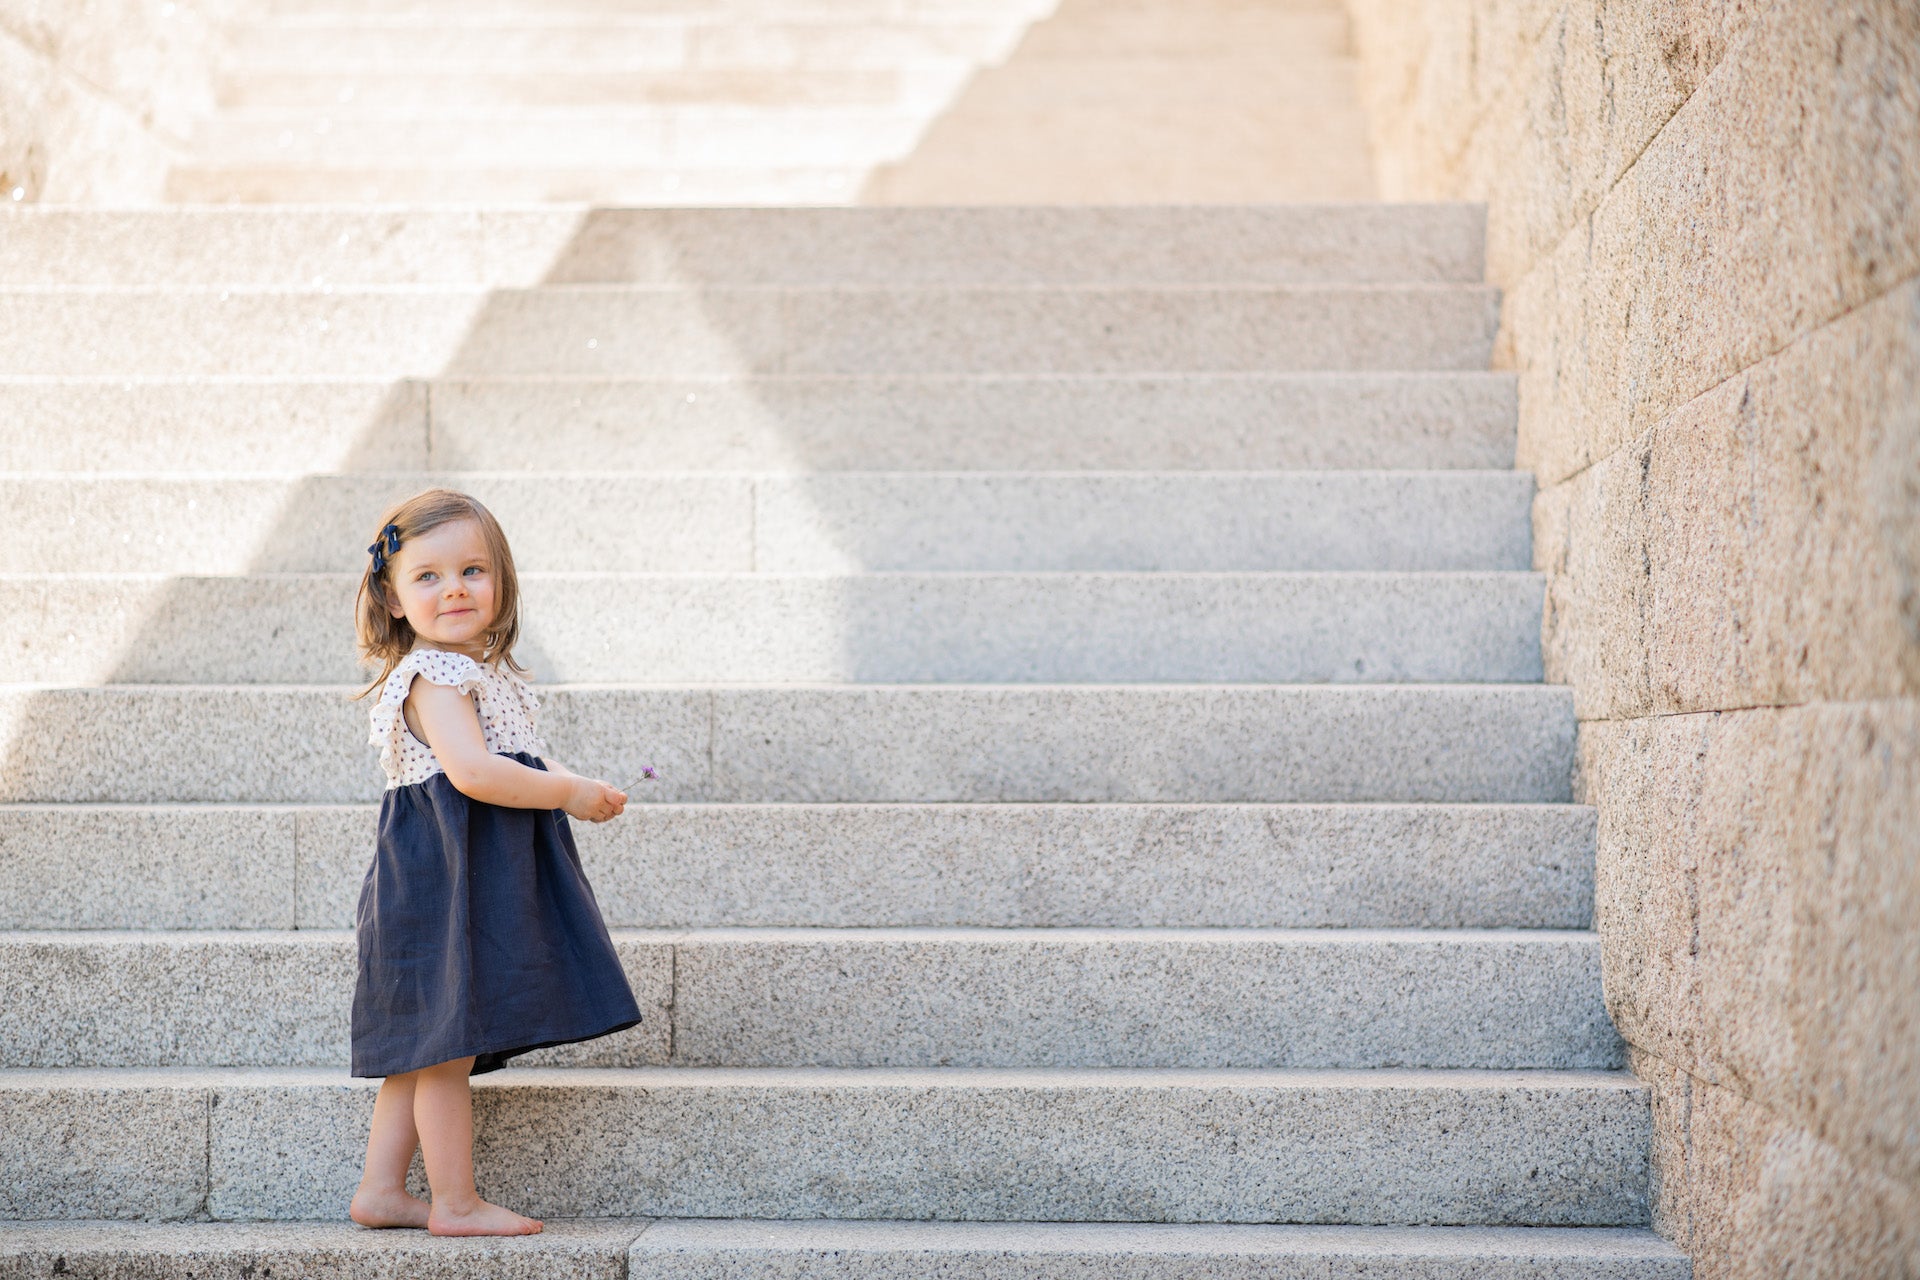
[863,59,1376,204]
[1351,0,1920,1272]
[1350,0,1756,269]
[0,0,217,202]
[0,0,217,140]
[1345,0,1554,202]
[1462,0,1759,286]
[0,1075,209,1218]
[1631,1050,1920,1278]
[1538,278,1920,721]
[200,1067,1653,1224]
[1584,702,1920,1188]
[0,29,171,204]
[1504,0,1920,485]
[0,1219,649,1279]
[0,804,296,929]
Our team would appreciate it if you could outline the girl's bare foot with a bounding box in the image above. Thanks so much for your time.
[427,1198,544,1237]
[348,1185,431,1229]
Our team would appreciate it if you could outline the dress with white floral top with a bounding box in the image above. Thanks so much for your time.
[349,646,639,1078]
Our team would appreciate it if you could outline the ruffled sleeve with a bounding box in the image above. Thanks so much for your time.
[368,648,485,783]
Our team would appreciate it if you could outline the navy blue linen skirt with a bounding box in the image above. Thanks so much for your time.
[350,752,641,1078]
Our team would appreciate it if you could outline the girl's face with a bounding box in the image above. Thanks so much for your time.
[384,518,498,656]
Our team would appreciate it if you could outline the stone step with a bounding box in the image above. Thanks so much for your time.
[978,5,1354,57]
[627,1221,1690,1279]
[0,1221,654,1279]
[225,19,1038,70]
[188,84,1367,169]
[250,0,1328,18]
[217,65,938,110]
[216,19,1356,110]
[249,0,1061,17]
[0,472,1533,573]
[0,802,1597,931]
[0,684,1576,804]
[0,284,1500,377]
[0,206,1487,286]
[190,109,940,169]
[0,372,1516,473]
[163,165,871,204]
[852,81,1374,208]
[0,927,1618,1070]
[6,571,1547,685]
[0,1066,1652,1224]
[0,1220,1694,1280]
[255,0,1282,13]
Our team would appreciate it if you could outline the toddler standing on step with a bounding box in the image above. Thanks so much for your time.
[345,487,640,1237]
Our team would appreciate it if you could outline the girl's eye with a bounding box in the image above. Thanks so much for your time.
[463,566,483,577]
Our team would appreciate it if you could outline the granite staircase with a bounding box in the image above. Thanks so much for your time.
[0,4,1702,1273]
[0,201,1688,1277]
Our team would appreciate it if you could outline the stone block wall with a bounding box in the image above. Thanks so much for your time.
[0,0,222,203]
[1345,1,1919,1274]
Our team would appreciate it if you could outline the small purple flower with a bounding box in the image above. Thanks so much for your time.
[640,766,658,780]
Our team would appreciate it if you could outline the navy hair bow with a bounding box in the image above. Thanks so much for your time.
[367,523,402,574]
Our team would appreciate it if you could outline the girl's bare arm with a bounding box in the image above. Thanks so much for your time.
[404,680,626,821]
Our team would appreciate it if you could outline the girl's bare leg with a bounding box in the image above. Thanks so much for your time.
[349,1073,431,1228]
[414,1056,544,1236]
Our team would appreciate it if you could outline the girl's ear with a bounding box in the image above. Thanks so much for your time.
[386,586,407,620]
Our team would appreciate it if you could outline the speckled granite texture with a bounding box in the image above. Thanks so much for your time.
[1348,1,1920,1273]
[0,1220,1690,1280]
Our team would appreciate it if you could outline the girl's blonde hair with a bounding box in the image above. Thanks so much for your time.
[355,488,528,696]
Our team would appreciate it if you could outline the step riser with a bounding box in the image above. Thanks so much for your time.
[224,9,1356,75]
[668,932,1619,1069]
[624,1222,1693,1280]
[0,1221,1697,1280]
[0,931,1619,1071]
[6,574,1547,685]
[0,287,1500,378]
[164,166,870,205]
[0,474,1533,574]
[0,1071,1652,1225]
[188,103,1363,169]
[0,381,426,473]
[218,67,927,111]
[242,1,1323,29]
[0,1220,646,1279]
[0,375,1518,473]
[0,804,1598,931]
[0,686,1577,804]
[0,205,1484,287]
[0,936,664,1070]
[251,0,1058,17]
[430,372,1516,469]
[160,162,1374,208]
[225,22,1037,70]
[541,207,1485,288]
[194,115,936,169]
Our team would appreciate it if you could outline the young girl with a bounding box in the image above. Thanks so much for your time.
[346,487,640,1237]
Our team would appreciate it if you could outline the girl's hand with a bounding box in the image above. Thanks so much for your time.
[564,777,627,823]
